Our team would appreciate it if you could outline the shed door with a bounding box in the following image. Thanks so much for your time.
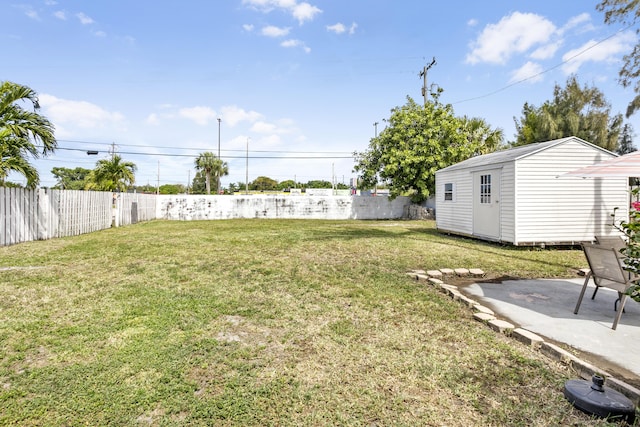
[473,169,501,240]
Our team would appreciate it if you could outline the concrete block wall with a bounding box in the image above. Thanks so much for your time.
[157,195,412,221]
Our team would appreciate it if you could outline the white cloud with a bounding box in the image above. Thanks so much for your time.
[281,39,310,53]
[220,105,263,127]
[467,18,478,27]
[466,12,557,65]
[146,113,160,126]
[44,0,57,5]
[530,41,562,60]
[39,94,124,129]
[561,12,591,34]
[509,61,544,84]
[260,134,282,146]
[250,121,278,133]
[291,2,321,24]
[179,106,217,126]
[93,30,107,38]
[243,24,254,32]
[326,22,356,35]
[242,0,321,25]
[76,12,94,25]
[561,31,637,74]
[53,10,66,20]
[327,23,346,34]
[262,25,290,37]
[250,119,295,136]
[119,35,136,45]
[25,8,40,20]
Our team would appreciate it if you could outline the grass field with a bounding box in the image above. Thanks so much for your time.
[0,219,623,426]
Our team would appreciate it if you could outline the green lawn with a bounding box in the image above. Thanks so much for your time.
[0,219,620,426]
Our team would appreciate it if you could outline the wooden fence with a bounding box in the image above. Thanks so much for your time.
[0,188,158,247]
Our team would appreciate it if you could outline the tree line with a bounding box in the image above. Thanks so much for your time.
[48,166,350,195]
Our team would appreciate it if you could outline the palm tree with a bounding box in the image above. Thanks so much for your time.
[0,81,56,187]
[86,155,137,192]
[461,116,505,156]
[195,151,228,194]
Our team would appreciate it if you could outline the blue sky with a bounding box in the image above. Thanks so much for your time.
[4,0,638,189]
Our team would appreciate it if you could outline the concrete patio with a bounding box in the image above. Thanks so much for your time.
[461,278,640,383]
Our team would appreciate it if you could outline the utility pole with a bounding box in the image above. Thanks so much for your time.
[373,122,378,137]
[245,137,250,195]
[156,160,160,195]
[217,118,221,194]
[332,163,335,191]
[109,142,118,160]
[419,57,437,105]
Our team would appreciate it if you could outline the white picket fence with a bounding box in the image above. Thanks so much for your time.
[0,188,158,247]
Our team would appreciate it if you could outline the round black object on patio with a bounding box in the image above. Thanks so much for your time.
[564,375,636,423]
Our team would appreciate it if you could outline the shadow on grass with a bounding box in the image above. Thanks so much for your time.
[301,223,581,272]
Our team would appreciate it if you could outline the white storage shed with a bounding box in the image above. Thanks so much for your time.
[435,136,629,246]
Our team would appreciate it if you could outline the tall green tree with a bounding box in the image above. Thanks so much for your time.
[460,116,506,155]
[134,184,157,194]
[51,166,92,190]
[597,0,640,117]
[617,123,637,154]
[305,180,333,189]
[0,81,56,187]
[86,155,137,192]
[190,170,206,194]
[513,75,623,150]
[250,176,278,191]
[354,95,503,202]
[277,179,298,190]
[159,183,186,194]
[194,151,228,194]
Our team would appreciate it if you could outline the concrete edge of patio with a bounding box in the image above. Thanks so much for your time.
[406,269,640,407]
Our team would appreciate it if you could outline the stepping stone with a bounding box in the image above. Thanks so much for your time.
[488,319,514,334]
[513,328,543,349]
[458,295,476,307]
[473,304,494,315]
[469,268,485,277]
[439,268,454,276]
[426,270,442,278]
[416,274,430,282]
[413,269,426,275]
[428,278,444,285]
[473,312,495,323]
[454,268,470,276]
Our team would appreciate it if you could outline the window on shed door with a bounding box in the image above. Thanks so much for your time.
[479,174,491,204]
[444,183,453,201]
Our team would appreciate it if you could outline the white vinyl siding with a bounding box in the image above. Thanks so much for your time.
[435,137,628,246]
[435,169,473,235]
[499,163,516,243]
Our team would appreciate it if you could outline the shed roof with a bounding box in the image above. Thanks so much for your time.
[436,136,615,174]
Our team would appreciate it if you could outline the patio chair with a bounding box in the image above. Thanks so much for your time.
[591,235,628,300]
[594,235,627,253]
[574,243,638,330]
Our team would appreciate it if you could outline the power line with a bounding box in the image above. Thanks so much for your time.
[55,139,353,154]
[37,145,355,160]
[451,22,635,105]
